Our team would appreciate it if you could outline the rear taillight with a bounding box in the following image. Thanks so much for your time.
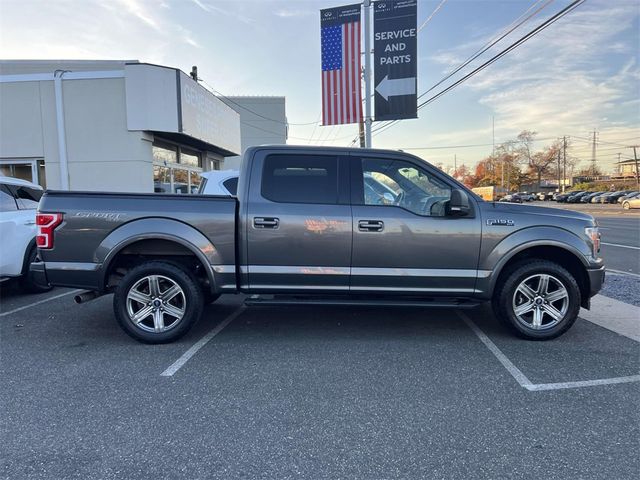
[36,213,63,249]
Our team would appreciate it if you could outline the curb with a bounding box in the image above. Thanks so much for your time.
[580,294,640,342]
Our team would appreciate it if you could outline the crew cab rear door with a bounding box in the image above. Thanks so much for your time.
[349,154,482,294]
[244,151,352,291]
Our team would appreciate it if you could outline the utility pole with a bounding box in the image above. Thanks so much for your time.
[591,129,597,175]
[634,146,639,189]
[557,149,561,194]
[454,154,457,176]
[363,0,372,148]
[358,117,365,148]
[562,136,567,193]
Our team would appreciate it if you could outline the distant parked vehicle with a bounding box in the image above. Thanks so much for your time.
[517,192,534,202]
[537,191,554,201]
[587,192,607,203]
[604,191,631,204]
[622,196,640,210]
[567,191,592,203]
[556,191,582,202]
[0,176,52,292]
[499,193,523,203]
[618,192,639,203]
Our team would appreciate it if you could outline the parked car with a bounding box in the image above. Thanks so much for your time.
[567,191,592,203]
[587,192,607,203]
[537,192,554,201]
[604,191,631,204]
[32,145,605,343]
[555,191,582,203]
[517,192,535,202]
[618,191,640,203]
[198,170,240,196]
[0,176,51,292]
[622,196,640,210]
[499,193,523,203]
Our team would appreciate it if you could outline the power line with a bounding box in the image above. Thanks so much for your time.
[417,0,449,32]
[369,0,554,138]
[372,0,584,139]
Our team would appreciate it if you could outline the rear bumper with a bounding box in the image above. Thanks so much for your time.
[30,261,102,291]
[29,261,50,289]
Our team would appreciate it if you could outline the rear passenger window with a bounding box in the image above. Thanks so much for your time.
[261,155,338,204]
[9,186,42,210]
[223,177,238,196]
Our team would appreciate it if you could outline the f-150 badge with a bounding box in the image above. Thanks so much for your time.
[486,219,515,226]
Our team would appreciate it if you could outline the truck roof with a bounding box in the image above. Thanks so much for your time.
[245,144,410,157]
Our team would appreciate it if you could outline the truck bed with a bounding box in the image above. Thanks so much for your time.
[37,191,237,291]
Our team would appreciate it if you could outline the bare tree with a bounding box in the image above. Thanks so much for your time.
[517,130,559,188]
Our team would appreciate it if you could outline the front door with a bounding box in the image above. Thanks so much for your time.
[246,152,352,292]
[350,155,482,295]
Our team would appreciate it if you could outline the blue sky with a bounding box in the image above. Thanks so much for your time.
[1,0,638,172]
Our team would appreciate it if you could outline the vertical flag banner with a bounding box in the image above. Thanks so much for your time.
[374,0,418,121]
[320,4,362,126]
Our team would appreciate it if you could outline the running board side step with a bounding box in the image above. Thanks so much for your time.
[244,295,482,309]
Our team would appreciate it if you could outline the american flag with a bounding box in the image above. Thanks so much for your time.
[321,6,362,126]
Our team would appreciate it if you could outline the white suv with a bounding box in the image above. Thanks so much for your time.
[0,176,51,292]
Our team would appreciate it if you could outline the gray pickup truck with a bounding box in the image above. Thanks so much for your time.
[33,146,604,343]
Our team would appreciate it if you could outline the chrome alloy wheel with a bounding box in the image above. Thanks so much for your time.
[125,275,186,333]
[512,274,569,330]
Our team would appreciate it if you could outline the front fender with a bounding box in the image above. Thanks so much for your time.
[97,218,220,292]
[478,226,592,298]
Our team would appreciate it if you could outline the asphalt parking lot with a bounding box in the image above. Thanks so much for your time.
[1,278,639,479]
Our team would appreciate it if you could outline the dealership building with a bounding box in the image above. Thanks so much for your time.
[0,60,286,193]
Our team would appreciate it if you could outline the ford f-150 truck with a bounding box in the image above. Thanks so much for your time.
[32,146,605,343]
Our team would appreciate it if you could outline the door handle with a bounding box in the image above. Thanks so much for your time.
[254,217,280,229]
[358,220,384,232]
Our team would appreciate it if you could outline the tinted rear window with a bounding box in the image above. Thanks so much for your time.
[261,155,338,204]
[7,185,42,210]
[223,177,238,196]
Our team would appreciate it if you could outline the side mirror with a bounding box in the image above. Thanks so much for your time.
[448,189,471,217]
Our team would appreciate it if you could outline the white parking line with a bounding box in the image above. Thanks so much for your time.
[160,305,246,377]
[602,242,640,250]
[0,289,82,317]
[607,269,640,278]
[457,311,640,392]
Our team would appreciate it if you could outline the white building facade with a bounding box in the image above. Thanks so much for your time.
[0,60,287,193]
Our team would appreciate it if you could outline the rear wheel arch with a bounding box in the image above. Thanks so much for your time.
[101,235,217,295]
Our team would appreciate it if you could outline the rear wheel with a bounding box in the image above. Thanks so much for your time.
[113,261,203,344]
[494,260,581,340]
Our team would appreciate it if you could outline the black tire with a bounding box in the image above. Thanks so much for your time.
[113,261,204,344]
[204,292,221,304]
[493,260,581,340]
[19,247,53,293]
[623,201,630,210]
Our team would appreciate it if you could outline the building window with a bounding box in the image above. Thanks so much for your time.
[152,140,203,194]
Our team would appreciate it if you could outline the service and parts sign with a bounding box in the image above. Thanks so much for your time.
[373,0,417,121]
[179,72,241,155]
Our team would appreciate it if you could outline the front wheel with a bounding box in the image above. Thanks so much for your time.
[623,201,630,210]
[113,261,204,344]
[494,260,581,340]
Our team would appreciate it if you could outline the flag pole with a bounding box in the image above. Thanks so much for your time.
[363,0,372,148]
